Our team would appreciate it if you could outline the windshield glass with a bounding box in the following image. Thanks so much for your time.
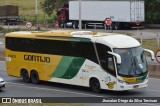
[114,47,147,77]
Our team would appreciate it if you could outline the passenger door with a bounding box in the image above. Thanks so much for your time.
[96,43,117,90]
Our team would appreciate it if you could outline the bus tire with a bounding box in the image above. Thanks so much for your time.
[72,21,78,29]
[30,71,39,84]
[59,22,64,28]
[90,78,101,93]
[115,22,120,30]
[21,69,31,83]
[109,23,115,30]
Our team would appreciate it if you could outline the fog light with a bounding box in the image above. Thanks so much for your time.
[118,79,126,84]
[120,86,124,89]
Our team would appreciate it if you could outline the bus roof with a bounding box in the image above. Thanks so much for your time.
[5,30,140,48]
[5,30,117,38]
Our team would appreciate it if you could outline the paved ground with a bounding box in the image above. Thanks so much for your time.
[0,61,160,106]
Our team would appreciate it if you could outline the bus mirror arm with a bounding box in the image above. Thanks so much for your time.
[108,51,121,64]
[144,49,155,61]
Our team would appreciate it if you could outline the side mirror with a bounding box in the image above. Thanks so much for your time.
[108,51,121,64]
[144,49,155,61]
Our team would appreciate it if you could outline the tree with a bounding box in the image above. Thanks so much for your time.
[40,0,68,17]
[145,0,160,24]
[40,0,160,24]
[156,0,160,3]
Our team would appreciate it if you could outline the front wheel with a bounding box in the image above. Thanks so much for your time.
[90,78,101,93]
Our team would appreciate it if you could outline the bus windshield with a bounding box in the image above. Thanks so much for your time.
[114,47,147,77]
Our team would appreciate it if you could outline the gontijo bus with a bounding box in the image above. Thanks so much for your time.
[5,30,154,92]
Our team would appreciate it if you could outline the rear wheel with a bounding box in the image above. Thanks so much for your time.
[109,23,115,30]
[90,78,101,93]
[72,21,78,29]
[59,22,64,28]
[21,69,31,83]
[115,22,120,30]
[30,71,39,84]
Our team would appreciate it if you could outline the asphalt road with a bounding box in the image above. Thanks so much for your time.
[0,61,160,106]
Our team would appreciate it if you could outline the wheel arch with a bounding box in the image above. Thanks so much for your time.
[20,68,28,77]
[30,69,38,74]
[89,76,101,88]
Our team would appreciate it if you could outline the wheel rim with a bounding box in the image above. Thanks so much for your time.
[115,23,119,30]
[109,25,113,30]
[32,73,37,81]
[73,23,75,29]
[93,82,99,90]
[31,72,39,83]
[60,23,63,28]
[22,71,30,82]
[91,80,100,92]
[24,73,28,79]
[109,23,114,30]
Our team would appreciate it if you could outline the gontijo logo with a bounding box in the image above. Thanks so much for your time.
[155,50,160,63]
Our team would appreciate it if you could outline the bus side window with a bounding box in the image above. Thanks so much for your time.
[108,57,115,71]
[6,38,12,50]
[96,43,116,77]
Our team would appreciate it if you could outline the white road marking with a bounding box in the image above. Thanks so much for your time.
[6,82,103,97]
[6,82,26,86]
[145,89,160,93]
[149,78,160,81]
[0,73,8,76]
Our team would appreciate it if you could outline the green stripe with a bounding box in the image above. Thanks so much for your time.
[137,74,147,81]
[60,57,85,79]
[51,56,74,78]
[51,56,85,79]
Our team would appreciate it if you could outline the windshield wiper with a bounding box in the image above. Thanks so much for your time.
[141,52,144,63]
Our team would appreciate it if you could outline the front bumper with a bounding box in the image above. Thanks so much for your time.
[117,79,148,91]
[0,82,5,90]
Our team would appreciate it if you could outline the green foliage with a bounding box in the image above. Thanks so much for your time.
[0,0,53,23]
[40,0,160,24]
[145,0,160,24]
[0,27,34,33]
[2,0,160,24]
[40,0,68,17]
[156,0,160,3]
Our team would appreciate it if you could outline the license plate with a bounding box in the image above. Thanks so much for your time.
[133,85,139,88]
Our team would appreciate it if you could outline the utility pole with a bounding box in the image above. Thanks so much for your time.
[79,0,82,30]
[35,0,38,15]
[35,0,38,28]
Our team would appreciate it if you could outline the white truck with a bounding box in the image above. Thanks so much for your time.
[57,0,145,29]
[0,5,20,25]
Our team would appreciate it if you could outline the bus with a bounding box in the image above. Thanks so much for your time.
[5,30,154,92]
